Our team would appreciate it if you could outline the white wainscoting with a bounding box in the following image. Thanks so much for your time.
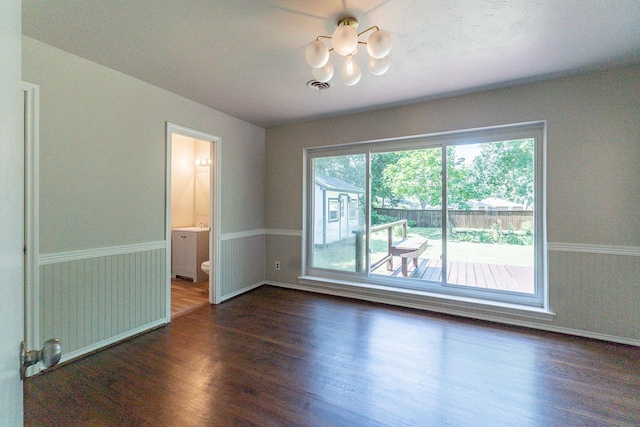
[220,230,266,299]
[265,230,302,285]
[36,230,268,364]
[38,242,167,361]
[547,242,640,343]
[36,233,639,367]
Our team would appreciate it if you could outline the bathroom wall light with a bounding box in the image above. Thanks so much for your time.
[195,158,211,167]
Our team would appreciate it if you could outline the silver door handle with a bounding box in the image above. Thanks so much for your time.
[20,338,62,380]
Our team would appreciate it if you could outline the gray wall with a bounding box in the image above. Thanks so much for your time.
[265,64,640,343]
[23,37,266,357]
[23,37,265,252]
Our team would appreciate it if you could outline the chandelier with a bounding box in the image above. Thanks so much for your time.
[305,17,392,86]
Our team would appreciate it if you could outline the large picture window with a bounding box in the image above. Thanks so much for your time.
[305,122,546,308]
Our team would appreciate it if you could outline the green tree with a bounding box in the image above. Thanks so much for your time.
[371,152,401,207]
[446,147,477,210]
[468,139,534,207]
[382,147,474,209]
[382,148,442,209]
[314,154,366,190]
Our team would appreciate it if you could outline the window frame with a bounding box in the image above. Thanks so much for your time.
[349,199,358,220]
[303,121,547,309]
[327,198,339,222]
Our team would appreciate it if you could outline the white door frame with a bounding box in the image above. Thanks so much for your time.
[22,82,40,377]
[165,123,222,322]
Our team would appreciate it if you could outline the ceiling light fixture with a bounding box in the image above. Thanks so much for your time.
[305,17,392,86]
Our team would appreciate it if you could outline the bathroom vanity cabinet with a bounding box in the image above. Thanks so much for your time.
[171,227,209,282]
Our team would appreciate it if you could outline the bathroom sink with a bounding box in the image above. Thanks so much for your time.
[172,226,209,232]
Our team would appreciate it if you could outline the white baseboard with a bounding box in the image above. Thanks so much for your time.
[56,318,167,366]
[220,281,264,302]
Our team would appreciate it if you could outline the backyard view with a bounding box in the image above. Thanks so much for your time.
[311,137,535,295]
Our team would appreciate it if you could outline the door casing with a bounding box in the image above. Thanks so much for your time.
[165,123,222,321]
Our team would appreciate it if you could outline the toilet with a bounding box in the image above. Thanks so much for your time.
[201,260,210,275]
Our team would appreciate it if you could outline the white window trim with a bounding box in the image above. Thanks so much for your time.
[303,121,549,312]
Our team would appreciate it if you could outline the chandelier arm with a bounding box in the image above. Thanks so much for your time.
[357,26,379,37]
[314,35,335,52]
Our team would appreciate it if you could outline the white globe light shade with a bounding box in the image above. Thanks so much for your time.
[340,59,362,85]
[367,30,392,59]
[332,24,358,56]
[305,41,330,68]
[368,55,390,75]
[313,61,334,82]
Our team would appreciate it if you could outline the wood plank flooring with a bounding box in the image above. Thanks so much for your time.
[24,286,640,426]
[376,258,534,293]
[171,277,209,318]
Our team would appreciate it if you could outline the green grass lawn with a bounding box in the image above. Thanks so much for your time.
[404,227,533,267]
[315,226,533,271]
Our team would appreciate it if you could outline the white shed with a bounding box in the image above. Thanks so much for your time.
[314,174,363,247]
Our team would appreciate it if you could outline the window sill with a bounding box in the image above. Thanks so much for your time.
[297,275,555,324]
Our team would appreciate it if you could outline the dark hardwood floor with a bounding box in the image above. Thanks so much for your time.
[24,286,640,426]
[171,277,209,318]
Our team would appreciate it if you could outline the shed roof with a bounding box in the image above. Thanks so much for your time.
[315,174,363,193]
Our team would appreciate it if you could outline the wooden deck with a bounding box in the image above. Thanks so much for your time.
[374,257,534,293]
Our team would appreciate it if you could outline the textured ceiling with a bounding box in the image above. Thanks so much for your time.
[22,0,640,128]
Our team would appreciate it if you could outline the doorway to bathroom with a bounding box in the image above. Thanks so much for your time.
[166,123,221,320]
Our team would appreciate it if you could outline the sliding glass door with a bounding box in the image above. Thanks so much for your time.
[305,122,544,307]
[310,154,366,273]
[445,140,535,293]
[370,147,444,282]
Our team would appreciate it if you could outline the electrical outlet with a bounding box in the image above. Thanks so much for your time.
[275,261,281,270]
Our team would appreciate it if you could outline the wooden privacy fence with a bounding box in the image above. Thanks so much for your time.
[375,208,533,231]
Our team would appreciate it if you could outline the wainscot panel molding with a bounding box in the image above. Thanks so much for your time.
[220,229,265,241]
[39,244,167,359]
[265,229,303,237]
[220,233,266,299]
[548,249,640,343]
[265,233,302,285]
[39,241,167,265]
[548,242,640,257]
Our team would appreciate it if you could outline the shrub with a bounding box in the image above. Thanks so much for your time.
[449,224,532,245]
[371,211,397,225]
[520,220,533,235]
[393,226,405,238]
